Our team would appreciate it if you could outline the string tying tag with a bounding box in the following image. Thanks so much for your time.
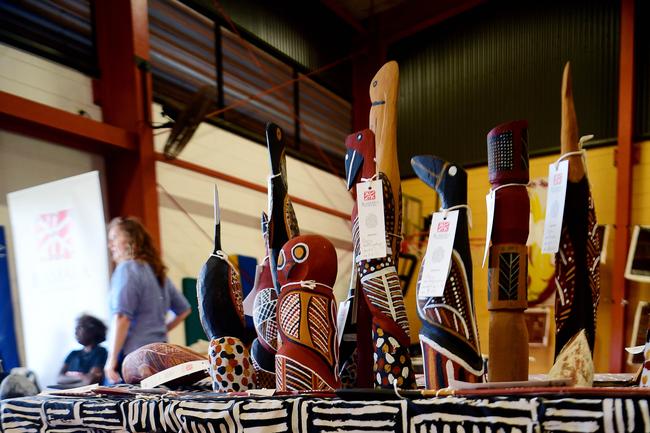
[360,173,379,184]
[554,149,585,168]
[387,232,404,241]
[280,280,330,291]
[392,379,408,399]
[482,183,528,267]
[440,204,472,230]
[579,134,594,147]
[554,134,593,179]
[490,182,529,194]
[212,250,239,276]
[300,280,317,290]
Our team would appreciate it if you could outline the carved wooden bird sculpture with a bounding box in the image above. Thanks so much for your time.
[411,155,484,388]
[554,62,600,358]
[197,185,254,392]
[275,235,340,391]
[251,212,279,389]
[265,122,300,294]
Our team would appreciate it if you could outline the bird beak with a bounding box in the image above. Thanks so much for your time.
[345,149,364,190]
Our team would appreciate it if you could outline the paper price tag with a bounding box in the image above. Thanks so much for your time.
[336,299,350,346]
[356,179,387,260]
[482,190,496,268]
[418,210,459,298]
[542,160,569,253]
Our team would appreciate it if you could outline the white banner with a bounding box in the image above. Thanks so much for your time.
[7,171,109,387]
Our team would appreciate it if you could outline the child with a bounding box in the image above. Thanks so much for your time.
[57,315,108,386]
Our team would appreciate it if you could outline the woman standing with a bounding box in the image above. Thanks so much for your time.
[104,217,191,383]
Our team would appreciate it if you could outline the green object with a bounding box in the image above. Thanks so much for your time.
[182,278,207,346]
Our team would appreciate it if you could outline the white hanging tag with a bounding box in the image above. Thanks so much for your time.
[242,265,262,317]
[418,210,459,298]
[356,179,387,260]
[336,299,350,346]
[482,190,496,268]
[542,159,569,254]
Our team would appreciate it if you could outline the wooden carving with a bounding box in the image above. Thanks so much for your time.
[275,235,340,391]
[251,213,279,389]
[197,185,254,392]
[554,62,600,358]
[122,343,207,386]
[548,330,594,386]
[486,120,530,382]
[339,129,377,388]
[411,155,484,388]
[265,122,300,294]
[342,61,415,390]
[369,61,401,263]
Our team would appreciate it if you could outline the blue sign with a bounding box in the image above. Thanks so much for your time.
[0,226,20,370]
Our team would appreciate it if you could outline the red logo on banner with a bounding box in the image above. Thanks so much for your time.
[553,173,563,185]
[363,190,376,201]
[437,221,450,233]
[36,210,73,261]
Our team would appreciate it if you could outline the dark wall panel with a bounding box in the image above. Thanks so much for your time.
[391,0,620,176]
[184,0,354,99]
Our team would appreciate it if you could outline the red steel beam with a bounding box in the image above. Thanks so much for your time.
[611,0,636,373]
[155,153,351,221]
[0,91,135,153]
[94,0,160,247]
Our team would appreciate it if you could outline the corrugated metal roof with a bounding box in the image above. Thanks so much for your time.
[391,0,620,176]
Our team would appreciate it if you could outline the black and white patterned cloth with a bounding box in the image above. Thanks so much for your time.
[2,391,650,432]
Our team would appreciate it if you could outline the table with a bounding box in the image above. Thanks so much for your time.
[2,387,650,433]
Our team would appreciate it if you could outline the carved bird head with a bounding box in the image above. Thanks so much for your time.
[265,122,286,181]
[411,155,467,208]
[487,120,530,186]
[344,129,375,191]
[277,234,338,288]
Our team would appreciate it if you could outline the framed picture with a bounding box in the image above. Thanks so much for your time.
[627,301,650,365]
[524,307,551,347]
[625,226,650,283]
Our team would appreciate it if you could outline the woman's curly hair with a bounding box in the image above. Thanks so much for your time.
[77,314,107,345]
[108,216,167,286]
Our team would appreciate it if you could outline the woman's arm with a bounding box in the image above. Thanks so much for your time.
[57,363,75,384]
[166,307,191,332]
[78,367,104,386]
[165,277,192,332]
[104,313,130,383]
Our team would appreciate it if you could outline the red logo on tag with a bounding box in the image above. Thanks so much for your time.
[36,209,73,261]
[437,221,450,233]
[363,190,376,201]
[553,173,563,185]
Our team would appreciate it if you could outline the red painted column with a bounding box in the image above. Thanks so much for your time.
[349,34,387,387]
[94,0,160,247]
[351,34,386,131]
[610,0,635,373]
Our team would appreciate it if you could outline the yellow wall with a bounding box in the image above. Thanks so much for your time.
[402,141,650,373]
